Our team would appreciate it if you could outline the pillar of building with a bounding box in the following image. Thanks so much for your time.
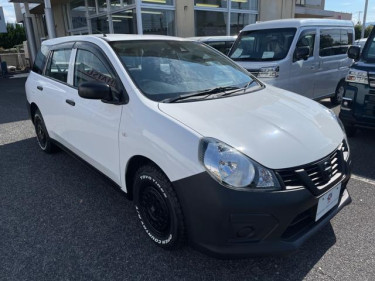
[24,2,37,64]
[175,0,195,37]
[44,0,56,38]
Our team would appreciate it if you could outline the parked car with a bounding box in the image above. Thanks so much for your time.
[354,38,367,50]
[188,36,236,55]
[340,28,375,137]
[228,19,354,104]
[26,35,351,257]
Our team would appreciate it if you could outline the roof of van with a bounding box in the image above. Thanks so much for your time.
[41,34,187,46]
[188,36,237,42]
[242,18,354,32]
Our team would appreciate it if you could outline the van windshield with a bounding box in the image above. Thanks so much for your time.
[229,28,297,61]
[362,32,375,63]
[110,40,259,102]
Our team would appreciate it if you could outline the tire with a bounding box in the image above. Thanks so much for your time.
[133,165,185,249]
[344,125,357,137]
[33,109,57,153]
[331,80,345,105]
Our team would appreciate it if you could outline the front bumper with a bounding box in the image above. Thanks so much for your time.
[173,163,351,258]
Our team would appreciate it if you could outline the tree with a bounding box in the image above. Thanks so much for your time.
[365,25,374,38]
[0,23,26,49]
[354,24,374,40]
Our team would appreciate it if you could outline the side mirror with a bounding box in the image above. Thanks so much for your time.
[78,82,111,100]
[294,46,310,61]
[347,45,361,61]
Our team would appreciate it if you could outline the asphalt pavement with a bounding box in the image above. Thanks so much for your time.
[1,75,374,281]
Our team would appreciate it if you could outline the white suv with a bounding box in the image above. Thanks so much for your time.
[26,35,352,257]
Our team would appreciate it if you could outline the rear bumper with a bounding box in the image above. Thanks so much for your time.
[173,163,351,258]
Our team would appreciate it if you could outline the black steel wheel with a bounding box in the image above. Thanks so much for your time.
[133,165,185,249]
[331,80,346,105]
[33,109,57,153]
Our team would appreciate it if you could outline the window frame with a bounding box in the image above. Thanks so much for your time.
[43,42,75,86]
[72,41,128,104]
[318,28,354,58]
[293,28,317,62]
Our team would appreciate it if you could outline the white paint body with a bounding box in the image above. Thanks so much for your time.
[231,19,354,99]
[25,35,345,193]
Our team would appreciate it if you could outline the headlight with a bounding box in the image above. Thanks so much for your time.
[257,66,279,78]
[199,138,281,190]
[346,69,368,85]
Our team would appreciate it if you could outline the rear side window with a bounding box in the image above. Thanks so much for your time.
[32,45,50,74]
[45,49,72,83]
[319,29,353,57]
[73,49,117,89]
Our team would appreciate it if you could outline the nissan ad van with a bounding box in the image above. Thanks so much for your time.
[340,27,375,137]
[26,35,351,257]
[229,19,354,104]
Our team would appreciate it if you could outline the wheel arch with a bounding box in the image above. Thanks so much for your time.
[125,155,170,201]
[30,102,39,124]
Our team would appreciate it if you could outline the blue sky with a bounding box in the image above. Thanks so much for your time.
[325,0,375,23]
[0,0,374,24]
[0,0,16,23]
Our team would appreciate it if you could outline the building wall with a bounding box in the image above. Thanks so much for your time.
[175,0,194,37]
[52,3,68,37]
[259,0,295,22]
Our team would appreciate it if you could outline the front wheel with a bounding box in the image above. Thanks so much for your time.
[133,165,185,249]
[331,80,346,105]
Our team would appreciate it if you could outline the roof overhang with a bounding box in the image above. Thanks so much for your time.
[9,0,44,3]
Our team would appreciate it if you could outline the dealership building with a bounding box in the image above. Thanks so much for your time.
[11,0,351,63]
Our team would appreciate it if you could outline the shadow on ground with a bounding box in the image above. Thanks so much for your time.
[0,77,29,125]
[0,137,338,281]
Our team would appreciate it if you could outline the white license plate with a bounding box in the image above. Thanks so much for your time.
[315,183,341,221]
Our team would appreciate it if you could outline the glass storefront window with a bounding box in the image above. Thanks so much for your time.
[142,0,173,5]
[70,0,87,29]
[195,10,227,36]
[141,9,175,36]
[91,15,110,33]
[230,13,256,35]
[113,9,137,34]
[230,0,257,10]
[97,0,108,13]
[111,0,135,10]
[194,0,227,8]
[87,0,97,15]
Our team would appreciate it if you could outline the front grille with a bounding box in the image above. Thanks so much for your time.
[276,140,349,196]
[364,94,375,118]
[369,72,375,88]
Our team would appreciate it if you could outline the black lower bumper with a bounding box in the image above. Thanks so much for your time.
[339,110,375,130]
[172,170,351,258]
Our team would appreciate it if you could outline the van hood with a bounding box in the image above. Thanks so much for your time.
[232,60,280,72]
[158,85,344,169]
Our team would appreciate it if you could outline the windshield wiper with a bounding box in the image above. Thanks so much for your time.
[162,86,240,103]
[219,80,259,97]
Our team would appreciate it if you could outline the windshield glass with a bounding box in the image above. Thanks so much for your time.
[362,32,375,63]
[229,28,297,61]
[110,40,257,102]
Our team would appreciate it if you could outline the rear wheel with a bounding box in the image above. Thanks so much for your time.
[34,110,57,153]
[133,165,185,249]
[331,80,345,105]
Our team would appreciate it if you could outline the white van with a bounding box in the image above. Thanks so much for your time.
[229,19,354,104]
[26,35,351,257]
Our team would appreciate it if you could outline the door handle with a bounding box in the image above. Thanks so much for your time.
[37,85,43,91]
[65,99,75,106]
